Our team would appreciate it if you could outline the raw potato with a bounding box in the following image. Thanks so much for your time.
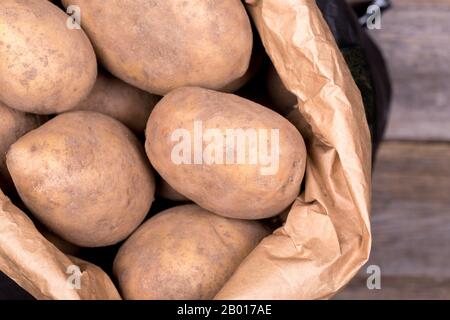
[6,111,155,247]
[113,204,269,300]
[0,0,97,114]
[0,102,41,193]
[61,0,253,95]
[223,31,266,93]
[38,226,80,256]
[71,72,160,132]
[146,87,307,219]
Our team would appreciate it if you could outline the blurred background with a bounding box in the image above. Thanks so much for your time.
[336,0,450,299]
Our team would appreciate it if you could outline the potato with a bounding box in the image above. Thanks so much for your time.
[71,72,159,132]
[145,87,306,219]
[113,204,269,300]
[6,111,155,247]
[61,0,253,95]
[223,30,266,93]
[0,0,97,114]
[0,102,41,193]
[38,225,80,256]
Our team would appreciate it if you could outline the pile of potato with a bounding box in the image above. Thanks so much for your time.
[0,0,306,299]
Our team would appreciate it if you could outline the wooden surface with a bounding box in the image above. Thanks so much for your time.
[369,0,450,141]
[335,141,450,299]
[336,0,450,299]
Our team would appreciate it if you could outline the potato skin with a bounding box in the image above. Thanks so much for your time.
[61,0,252,95]
[6,111,155,247]
[113,204,269,300]
[146,87,306,219]
[0,0,97,114]
[157,178,189,202]
[0,102,41,193]
[71,72,159,132]
[37,225,80,256]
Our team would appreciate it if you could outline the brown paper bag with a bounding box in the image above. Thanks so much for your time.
[0,0,371,300]
[215,0,372,299]
[0,190,120,300]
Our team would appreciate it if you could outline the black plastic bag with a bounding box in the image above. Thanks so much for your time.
[316,0,392,158]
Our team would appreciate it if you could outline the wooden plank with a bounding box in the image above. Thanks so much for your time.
[336,276,450,300]
[368,0,450,140]
[335,141,450,299]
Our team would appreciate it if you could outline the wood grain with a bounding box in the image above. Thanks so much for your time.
[335,141,450,299]
[368,0,450,140]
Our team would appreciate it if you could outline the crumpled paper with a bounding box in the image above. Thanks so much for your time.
[215,0,372,299]
[0,0,371,300]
